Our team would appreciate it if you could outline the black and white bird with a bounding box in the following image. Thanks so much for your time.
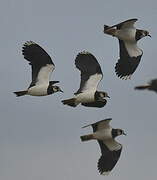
[62,51,109,108]
[104,18,151,79]
[135,79,157,93]
[80,118,126,175]
[14,41,63,97]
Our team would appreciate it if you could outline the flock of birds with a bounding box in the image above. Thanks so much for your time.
[13,18,156,175]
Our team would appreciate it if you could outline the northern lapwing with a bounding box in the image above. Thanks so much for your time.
[135,79,157,93]
[14,41,63,97]
[80,118,126,175]
[104,18,151,79]
[62,51,109,108]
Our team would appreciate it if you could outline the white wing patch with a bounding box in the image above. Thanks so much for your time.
[82,73,102,92]
[124,41,143,57]
[116,28,136,41]
[97,120,112,130]
[120,19,137,29]
[103,139,122,151]
[36,64,54,85]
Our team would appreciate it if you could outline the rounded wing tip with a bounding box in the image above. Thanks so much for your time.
[115,70,132,80]
[23,41,36,47]
[101,171,110,176]
[78,51,91,55]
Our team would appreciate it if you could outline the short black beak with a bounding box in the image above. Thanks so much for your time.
[107,95,110,98]
[148,34,151,37]
[60,89,64,93]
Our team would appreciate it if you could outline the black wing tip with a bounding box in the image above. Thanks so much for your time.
[77,51,91,56]
[97,156,111,175]
[22,41,36,55]
[115,71,132,80]
[115,65,132,80]
[115,60,135,80]
[75,51,92,64]
[23,41,36,48]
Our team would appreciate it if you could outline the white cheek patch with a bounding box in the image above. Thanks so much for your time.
[100,93,104,98]
[53,87,57,92]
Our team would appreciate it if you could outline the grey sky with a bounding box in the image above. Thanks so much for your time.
[1,0,157,179]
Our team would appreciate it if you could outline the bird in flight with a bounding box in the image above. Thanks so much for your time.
[14,41,63,97]
[135,79,157,93]
[62,51,109,108]
[80,118,126,175]
[104,18,151,79]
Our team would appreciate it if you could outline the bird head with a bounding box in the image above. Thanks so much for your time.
[52,86,63,93]
[99,91,110,99]
[95,91,110,103]
[112,129,126,138]
[136,29,151,40]
[117,129,127,136]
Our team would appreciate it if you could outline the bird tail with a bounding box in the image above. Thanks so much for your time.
[104,25,110,31]
[80,134,94,142]
[104,26,116,36]
[135,85,150,90]
[61,98,77,107]
[13,90,28,97]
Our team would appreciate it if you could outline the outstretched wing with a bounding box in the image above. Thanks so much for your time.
[97,140,122,175]
[22,41,55,87]
[75,51,103,94]
[114,18,138,29]
[115,40,142,79]
[104,18,138,31]
[104,19,142,79]
[82,118,112,131]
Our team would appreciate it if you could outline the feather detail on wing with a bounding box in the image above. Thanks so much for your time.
[104,18,138,32]
[115,40,142,79]
[82,118,112,131]
[22,41,55,87]
[75,51,103,94]
[97,140,122,175]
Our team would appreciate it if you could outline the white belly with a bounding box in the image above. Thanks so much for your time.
[28,85,48,96]
[75,91,95,103]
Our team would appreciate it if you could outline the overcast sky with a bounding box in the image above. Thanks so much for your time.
[1,0,157,180]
